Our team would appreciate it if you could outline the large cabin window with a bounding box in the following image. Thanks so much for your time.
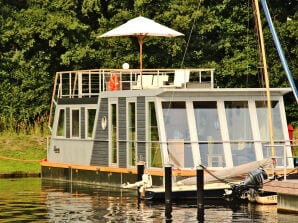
[193,101,225,167]
[57,109,65,137]
[128,102,136,166]
[71,109,80,138]
[87,109,96,138]
[256,101,284,165]
[148,102,161,168]
[111,104,118,164]
[162,101,193,168]
[225,101,255,166]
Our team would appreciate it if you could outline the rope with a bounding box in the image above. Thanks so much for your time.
[0,155,41,162]
[199,164,235,186]
[180,0,202,68]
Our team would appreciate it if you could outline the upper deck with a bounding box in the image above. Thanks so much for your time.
[52,68,215,98]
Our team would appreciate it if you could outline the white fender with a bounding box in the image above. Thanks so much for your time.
[121,174,152,189]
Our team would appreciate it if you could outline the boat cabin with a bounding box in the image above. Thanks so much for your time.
[44,68,293,185]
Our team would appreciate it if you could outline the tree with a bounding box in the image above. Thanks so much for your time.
[0,0,91,131]
[0,0,297,131]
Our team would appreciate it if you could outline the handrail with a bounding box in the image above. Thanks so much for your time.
[48,72,59,130]
[54,68,214,98]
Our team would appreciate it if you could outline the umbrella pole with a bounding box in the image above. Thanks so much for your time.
[138,36,144,89]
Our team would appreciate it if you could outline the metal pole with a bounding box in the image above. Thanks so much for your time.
[164,164,172,204]
[197,165,204,222]
[260,0,298,104]
[69,166,73,193]
[165,202,172,223]
[284,145,287,181]
[196,165,204,208]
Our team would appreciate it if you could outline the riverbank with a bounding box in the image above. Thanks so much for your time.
[0,133,48,176]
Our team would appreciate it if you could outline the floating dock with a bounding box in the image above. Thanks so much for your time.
[263,179,298,213]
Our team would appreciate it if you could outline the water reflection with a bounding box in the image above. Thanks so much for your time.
[0,178,48,222]
[0,178,297,222]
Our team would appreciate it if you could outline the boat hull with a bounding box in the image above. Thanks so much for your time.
[247,191,277,204]
[41,163,164,187]
[144,183,232,201]
[41,162,235,200]
[255,194,277,204]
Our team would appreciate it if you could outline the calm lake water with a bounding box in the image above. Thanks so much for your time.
[0,178,297,222]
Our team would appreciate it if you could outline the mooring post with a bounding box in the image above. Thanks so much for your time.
[137,161,145,200]
[165,202,172,222]
[197,165,204,222]
[164,164,172,205]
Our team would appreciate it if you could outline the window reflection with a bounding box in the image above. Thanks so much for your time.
[256,101,284,141]
[162,102,190,140]
[194,101,225,167]
[162,102,193,168]
[148,102,162,168]
[225,101,255,166]
[128,102,136,166]
[111,104,117,164]
[256,101,284,165]
[72,109,80,137]
[87,109,96,138]
[57,109,65,137]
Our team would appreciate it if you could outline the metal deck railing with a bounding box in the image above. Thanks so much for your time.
[54,68,214,98]
[48,68,215,127]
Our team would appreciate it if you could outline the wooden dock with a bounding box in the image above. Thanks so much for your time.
[263,180,298,213]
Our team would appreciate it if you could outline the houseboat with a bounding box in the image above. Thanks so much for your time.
[41,68,294,199]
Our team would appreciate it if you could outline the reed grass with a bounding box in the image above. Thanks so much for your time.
[0,114,49,135]
[0,116,49,173]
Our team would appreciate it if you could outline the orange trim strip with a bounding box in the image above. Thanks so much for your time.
[40,160,198,177]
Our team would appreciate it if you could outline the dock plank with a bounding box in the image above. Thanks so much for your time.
[263,180,298,195]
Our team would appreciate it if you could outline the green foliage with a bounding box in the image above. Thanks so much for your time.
[0,0,297,131]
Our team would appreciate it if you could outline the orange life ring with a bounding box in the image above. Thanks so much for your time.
[109,74,120,91]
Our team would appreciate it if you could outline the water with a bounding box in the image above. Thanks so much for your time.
[0,178,297,222]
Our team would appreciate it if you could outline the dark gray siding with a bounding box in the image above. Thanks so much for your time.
[80,107,86,139]
[118,97,127,168]
[58,97,98,105]
[91,98,109,166]
[66,107,70,138]
[137,96,146,162]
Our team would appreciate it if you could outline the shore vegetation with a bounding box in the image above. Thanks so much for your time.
[0,120,48,173]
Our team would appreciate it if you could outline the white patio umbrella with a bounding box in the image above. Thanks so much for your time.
[99,16,184,87]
